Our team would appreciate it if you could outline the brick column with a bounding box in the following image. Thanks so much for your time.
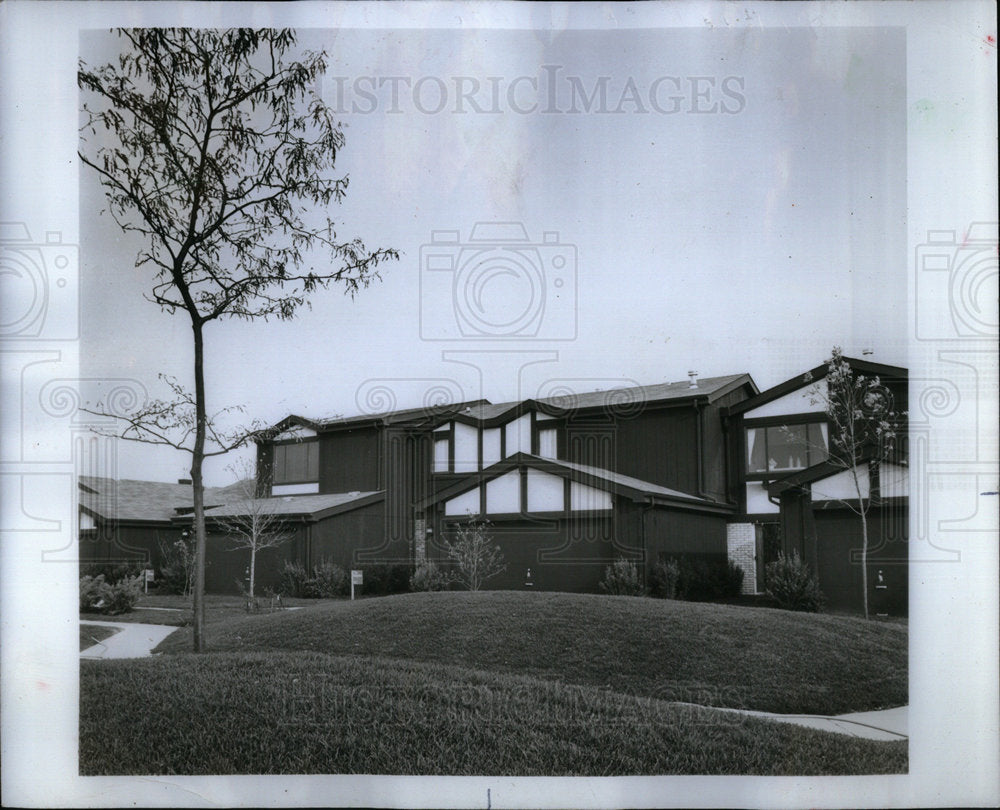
[727,522,757,595]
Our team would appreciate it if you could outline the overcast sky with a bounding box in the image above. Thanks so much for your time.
[79,25,907,485]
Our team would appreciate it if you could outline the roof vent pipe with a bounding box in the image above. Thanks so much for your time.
[688,371,698,389]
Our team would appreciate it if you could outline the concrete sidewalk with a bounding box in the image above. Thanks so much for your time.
[678,703,907,741]
[80,620,179,660]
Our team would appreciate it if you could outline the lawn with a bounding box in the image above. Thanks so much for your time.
[82,591,908,775]
[80,651,907,776]
[155,591,907,715]
[79,623,119,651]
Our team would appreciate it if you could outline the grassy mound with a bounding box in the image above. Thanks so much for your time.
[156,591,906,715]
[81,652,906,776]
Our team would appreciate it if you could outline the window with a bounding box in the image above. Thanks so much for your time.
[273,441,319,484]
[747,422,828,474]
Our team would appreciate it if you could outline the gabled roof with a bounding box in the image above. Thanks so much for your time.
[78,476,246,524]
[419,452,733,514]
[728,357,907,417]
[276,373,758,435]
[198,490,384,523]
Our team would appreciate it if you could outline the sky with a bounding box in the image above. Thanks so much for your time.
[79,24,909,485]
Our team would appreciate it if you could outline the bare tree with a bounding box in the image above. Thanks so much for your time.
[79,29,398,651]
[213,459,293,600]
[442,516,507,592]
[807,347,903,619]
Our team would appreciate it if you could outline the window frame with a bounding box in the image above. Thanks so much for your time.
[743,414,829,480]
[271,438,320,485]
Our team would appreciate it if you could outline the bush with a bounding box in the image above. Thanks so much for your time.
[280,561,309,597]
[648,559,681,599]
[80,574,111,613]
[81,560,145,584]
[306,559,348,598]
[80,574,141,615]
[410,560,451,592]
[102,576,142,615]
[157,534,196,595]
[360,563,411,596]
[281,559,347,598]
[599,558,646,596]
[765,552,825,612]
[672,556,745,601]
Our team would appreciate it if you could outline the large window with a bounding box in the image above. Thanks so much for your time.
[273,440,319,484]
[747,422,828,474]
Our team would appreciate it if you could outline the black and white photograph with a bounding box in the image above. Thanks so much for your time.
[1,1,997,807]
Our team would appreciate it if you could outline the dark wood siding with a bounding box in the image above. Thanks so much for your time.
[79,522,184,570]
[319,427,381,493]
[309,501,397,569]
[612,406,700,494]
[812,503,908,615]
[204,527,303,595]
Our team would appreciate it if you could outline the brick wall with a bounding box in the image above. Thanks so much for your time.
[726,522,757,594]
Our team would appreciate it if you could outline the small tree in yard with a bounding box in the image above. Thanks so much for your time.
[78,29,398,650]
[214,459,293,600]
[807,347,904,620]
[442,516,506,592]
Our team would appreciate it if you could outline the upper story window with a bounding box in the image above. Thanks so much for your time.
[746,422,828,475]
[273,440,319,484]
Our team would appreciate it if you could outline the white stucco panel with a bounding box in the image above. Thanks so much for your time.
[445,486,481,516]
[482,428,501,467]
[745,482,779,514]
[570,481,612,511]
[453,422,479,473]
[486,471,521,514]
[745,380,828,419]
[811,465,870,501]
[527,468,564,512]
[504,414,531,457]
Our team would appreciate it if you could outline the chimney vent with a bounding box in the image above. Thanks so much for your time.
[178,478,193,485]
[687,371,698,389]
[862,348,874,356]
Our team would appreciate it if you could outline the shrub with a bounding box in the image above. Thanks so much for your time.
[410,560,451,592]
[281,559,348,598]
[360,563,412,596]
[80,574,112,613]
[765,552,825,612]
[648,559,681,599]
[81,560,145,584]
[80,574,141,615]
[102,576,142,615]
[599,558,646,596]
[672,556,745,601]
[442,517,506,591]
[306,559,348,598]
[280,561,309,598]
[157,533,196,595]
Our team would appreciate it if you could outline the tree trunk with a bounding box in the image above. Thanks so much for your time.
[191,320,208,652]
[860,508,870,620]
[249,547,256,600]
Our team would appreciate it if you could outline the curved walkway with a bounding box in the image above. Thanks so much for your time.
[80,620,179,660]
[675,702,907,741]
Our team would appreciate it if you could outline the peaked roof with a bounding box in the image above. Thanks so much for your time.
[79,476,247,524]
[199,490,384,522]
[420,452,733,514]
[275,373,757,435]
[728,357,907,417]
